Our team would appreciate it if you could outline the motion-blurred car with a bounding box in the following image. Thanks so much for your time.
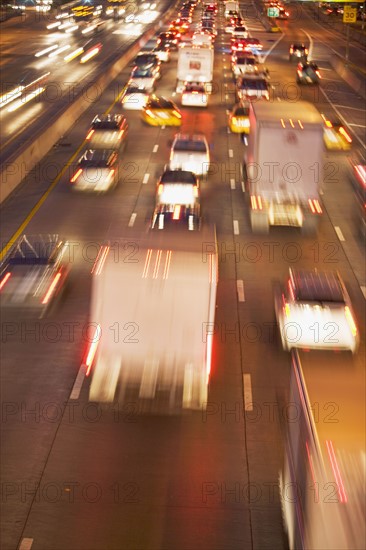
[243,37,263,53]
[0,234,69,312]
[129,66,158,92]
[169,134,210,176]
[321,114,352,150]
[121,85,149,110]
[231,38,249,53]
[274,268,359,353]
[157,31,181,49]
[289,43,308,62]
[142,96,182,126]
[70,149,119,192]
[349,158,366,238]
[232,54,259,76]
[296,61,321,84]
[228,103,250,134]
[232,25,248,39]
[156,169,199,196]
[181,82,208,107]
[152,43,171,62]
[151,203,201,230]
[133,51,161,78]
[192,31,213,46]
[236,75,270,101]
[278,6,289,19]
[86,114,128,149]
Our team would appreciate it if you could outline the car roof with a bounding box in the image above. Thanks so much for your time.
[290,269,345,303]
[79,149,117,163]
[147,96,175,108]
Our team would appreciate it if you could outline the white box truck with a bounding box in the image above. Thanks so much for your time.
[176,44,214,93]
[244,101,324,234]
[224,1,239,18]
[86,226,218,412]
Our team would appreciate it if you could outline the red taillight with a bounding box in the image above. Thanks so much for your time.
[0,272,11,291]
[86,129,94,140]
[70,168,83,183]
[85,326,101,375]
[339,127,352,143]
[308,199,322,214]
[41,271,62,304]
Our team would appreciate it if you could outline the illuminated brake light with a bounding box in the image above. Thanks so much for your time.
[284,303,290,317]
[86,129,94,140]
[326,440,347,503]
[70,168,83,183]
[0,272,11,290]
[158,184,163,195]
[325,120,333,128]
[172,110,181,118]
[339,126,352,143]
[41,272,62,304]
[313,199,322,214]
[345,306,357,336]
[354,165,366,187]
[118,130,124,139]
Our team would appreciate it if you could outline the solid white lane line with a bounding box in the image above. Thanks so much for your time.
[243,374,253,411]
[228,149,233,158]
[334,226,345,241]
[70,365,87,400]
[128,213,137,227]
[142,173,149,184]
[262,33,285,62]
[230,178,236,189]
[237,280,245,302]
[233,220,239,235]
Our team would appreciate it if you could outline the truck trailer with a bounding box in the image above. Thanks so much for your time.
[244,101,324,234]
[86,226,218,412]
[176,44,214,93]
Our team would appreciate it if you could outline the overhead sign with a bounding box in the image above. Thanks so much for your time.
[267,7,279,17]
[343,7,357,23]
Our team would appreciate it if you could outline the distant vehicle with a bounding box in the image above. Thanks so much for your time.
[0,234,69,312]
[152,43,171,62]
[296,61,321,84]
[289,43,308,62]
[232,54,259,77]
[70,149,119,192]
[142,96,182,126]
[192,31,213,47]
[281,350,365,550]
[169,134,210,176]
[236,75,270,101]
[86,114,128,150]
[133,52,161,76]
[181,82,208,107]
[321,114,352,150]
[232,25,248,39]
[274,268,359,352]
[157,31,181,49]
[277,6,289,19]
[121,85,149,110]
[224,1,239,18]
[244,101,324,233]
[87,226,218,412]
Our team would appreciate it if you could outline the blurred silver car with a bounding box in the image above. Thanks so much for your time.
[70,149,119,192]
[0,235,70,312]
[169,134,210,176]
[121,85,149,110]
[86,114,128,149]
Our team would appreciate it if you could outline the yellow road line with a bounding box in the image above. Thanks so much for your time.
[0,139,87,261]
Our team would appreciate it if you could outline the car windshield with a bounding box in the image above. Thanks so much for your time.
[149,99,174,109]
[292,272,345,303]
[239,79,268,90]
[92,119,122,130]
[234,107,250,116]
[132,68,154,77]
[173,140,207,152]
[79,150,114,167]
[135,55,157,65]
[237,58,255,65]
[160,171,197,184]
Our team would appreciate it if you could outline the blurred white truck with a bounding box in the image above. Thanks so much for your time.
[176,44,214,93]
[87,226,218,412]
[224,1,240,18]
[244,101,324,234]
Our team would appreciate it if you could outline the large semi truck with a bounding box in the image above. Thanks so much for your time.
[86,226,218,412]
[244,101,324,234]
